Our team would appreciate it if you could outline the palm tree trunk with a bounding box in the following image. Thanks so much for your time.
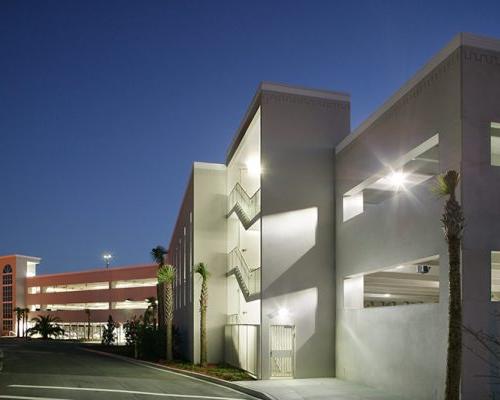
[165,281,173,362]
[445,236,462,400]
[200,279,208,367]
[16,315,20,338]
[157,283,166,331]
[153,304,157,331]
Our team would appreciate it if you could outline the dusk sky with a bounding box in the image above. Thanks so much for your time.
[2,0,500,274]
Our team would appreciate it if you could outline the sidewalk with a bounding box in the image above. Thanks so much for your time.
[235,378,404,400]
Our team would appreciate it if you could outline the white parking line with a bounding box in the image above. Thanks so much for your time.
[0,396,71,400]
[9,385,246,400]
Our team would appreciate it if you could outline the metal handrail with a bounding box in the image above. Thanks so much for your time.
[227,247,261,296]
[228,183,261,223]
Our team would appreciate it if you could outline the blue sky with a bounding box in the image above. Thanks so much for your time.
[1,0,500,273]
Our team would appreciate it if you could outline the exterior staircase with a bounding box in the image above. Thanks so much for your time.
[227,247,260,302]
[227,183,261,230]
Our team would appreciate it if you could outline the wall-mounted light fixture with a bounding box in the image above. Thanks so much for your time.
[268,307,292,320]
[245,157,261,177]
[386,171,407,190]
[278,307,290,319]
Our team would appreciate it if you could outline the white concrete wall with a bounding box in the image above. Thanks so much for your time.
[15,257,29,308]
[227,108,261,197]
[169,174,195,361]
[193,162,227,364]
[460,44,500,400]
[260,88,350,379]
[335,49,462,399]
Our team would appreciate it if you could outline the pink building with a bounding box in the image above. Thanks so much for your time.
[1,254,158,340]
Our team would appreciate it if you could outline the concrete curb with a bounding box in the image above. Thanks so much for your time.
[81,347,276,400]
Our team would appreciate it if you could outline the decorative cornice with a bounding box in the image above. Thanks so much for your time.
[336,32,500,154]
[463,48,500,66]
[371,49,460,128]
[261,92,350,110]
[226,82,351,164]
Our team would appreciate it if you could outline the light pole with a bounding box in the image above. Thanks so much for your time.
[103,253,114,329]
[103,253,112,269]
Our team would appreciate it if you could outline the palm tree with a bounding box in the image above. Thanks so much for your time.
[146,296,157,330]
[434,170,464,400]
[23,308,29,338]
[156,283,165,331]
[15,307,23,337]
[102,314,117,345]
[151,246,167,331]
[195,262,210,367]
[157,263,175,362]
[27,315,65,339]
[84,309,91,340]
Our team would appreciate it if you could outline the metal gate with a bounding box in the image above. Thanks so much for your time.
[270,325,295,378]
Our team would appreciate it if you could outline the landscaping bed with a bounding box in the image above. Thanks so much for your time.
[163,361,254,381]
[82,344,254,381]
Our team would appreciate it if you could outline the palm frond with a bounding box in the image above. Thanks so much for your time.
[195,262,210,280]
[151,246,167,265]
[432,170,460,197]
[27,314,65,338]
[146,296,157,309]
[157,264,175,284]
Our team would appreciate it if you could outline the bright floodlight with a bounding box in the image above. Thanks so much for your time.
[103,253,113,268]
[387,171,407,190]
[245,157,261,177]
[278,307,290,319]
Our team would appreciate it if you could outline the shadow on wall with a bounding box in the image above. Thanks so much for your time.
[261,206,339,377]
[463,303,500,398]
[261,206,318,293]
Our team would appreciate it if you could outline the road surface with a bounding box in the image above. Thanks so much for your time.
[0,338,257,400]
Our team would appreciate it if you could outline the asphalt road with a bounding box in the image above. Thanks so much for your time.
[0,339,257,400]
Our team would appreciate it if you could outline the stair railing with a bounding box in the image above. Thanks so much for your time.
[227,183,261,224]
[227,247,261,296]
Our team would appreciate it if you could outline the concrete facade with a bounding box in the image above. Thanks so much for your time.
[260,88,349,379]
[168,163,227,364]
[165,33,500,399]
[1,255,157,340]
[334,49,460,400]
[461,39,500,400]
[4,31,500,400]
[334,33,500,400]
[168,83,349,379]
[1,255,40,335]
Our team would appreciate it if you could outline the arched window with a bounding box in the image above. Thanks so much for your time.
[3,265,12,274]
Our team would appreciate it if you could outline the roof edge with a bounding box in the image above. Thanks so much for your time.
[194,161,226,171]
[27,263,157,279]
[0,254,41,262]
[225,81,350,164]
[260,81,350,102]
[336,32,500,154]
